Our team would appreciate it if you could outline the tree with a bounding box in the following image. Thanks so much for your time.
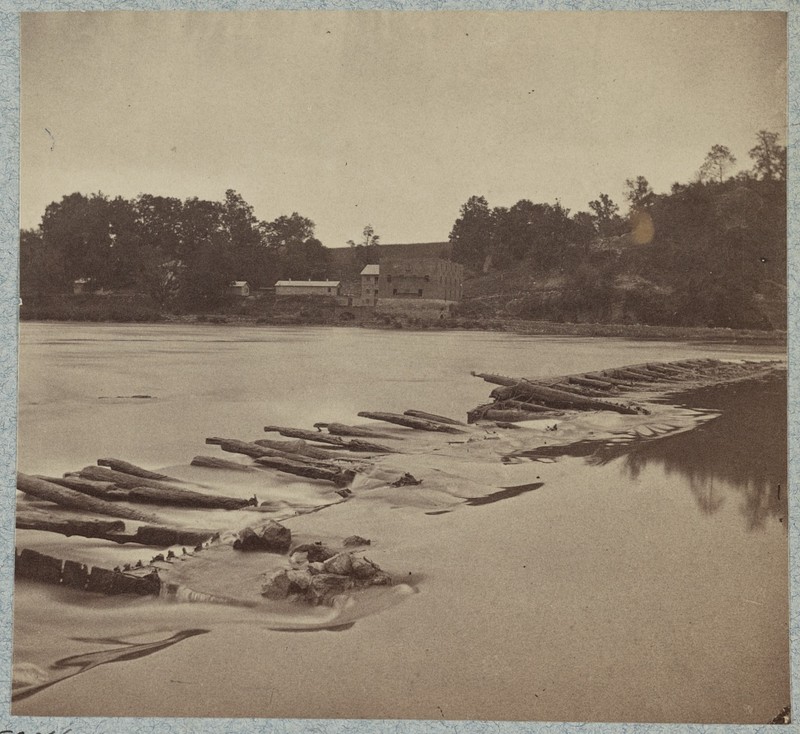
[347,224,380,248]
[624,176,654,211]
[698,144,737,183]
[449,195,495,269]
[588,193,623,237]
[347,224,381,268]
[749,130,786,181]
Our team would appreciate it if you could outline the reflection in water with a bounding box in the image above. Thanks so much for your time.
[515,374,787,530]
[617,373,787,530]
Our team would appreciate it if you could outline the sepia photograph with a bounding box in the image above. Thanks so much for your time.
[10,9,790,726]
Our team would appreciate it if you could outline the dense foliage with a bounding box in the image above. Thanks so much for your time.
[449,132,786,329]
[20,190,329,309]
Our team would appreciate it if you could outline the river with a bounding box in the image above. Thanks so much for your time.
[12,322,789,723]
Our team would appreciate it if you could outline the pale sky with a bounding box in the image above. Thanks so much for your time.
[21,11,786,247]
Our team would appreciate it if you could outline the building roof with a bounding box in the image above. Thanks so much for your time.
[274,280,340,288]
[360,264,380,276]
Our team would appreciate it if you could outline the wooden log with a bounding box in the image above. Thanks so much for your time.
[313,422,397,439]
[403,410,467,426]
[482,409,546,423]
[253,438,345,461]
[72,466,188,492]
[546,382,614,398]
[15,509,215,547]
[17,473,160,523]
[206,437,275,458]
[69,466,253,509]
[567,376,618,391]
[357,411,466,434]
[190,455,257,472]
[262,428,397,453]
[499,400,564,414]
[583,372,636,387]
[101,484,255,510]
[607,368,660,383]
[263,425,354,446]
[133,525,218,547]
[470,372,520,387]
[467,404,494,423]
[16,511,126,539]
[36,475,117,499]
[503,380,642,415]
[254,456,356,486]
[97,458,180,482]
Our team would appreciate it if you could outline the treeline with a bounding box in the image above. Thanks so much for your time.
[450,131,787,329]
[20,190,330,309]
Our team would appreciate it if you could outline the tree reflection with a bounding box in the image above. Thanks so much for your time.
[611,374,786,530]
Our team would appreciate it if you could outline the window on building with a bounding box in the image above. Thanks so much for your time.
[393,288,397,295]
[418,289,423,297]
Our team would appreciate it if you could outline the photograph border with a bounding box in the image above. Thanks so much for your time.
[0,2,797,732]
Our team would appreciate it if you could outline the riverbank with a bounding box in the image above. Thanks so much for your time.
[18,308,787,346]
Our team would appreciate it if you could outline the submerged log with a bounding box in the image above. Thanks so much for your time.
[254,456,355,486]
[190,455,257,472]
[313,422,397,440]
[357,411,466,434]
[15,548,161,595]
[17,473,160,523]
[263,427,397,453]
[403,410,467,426]
[97,458,180,482]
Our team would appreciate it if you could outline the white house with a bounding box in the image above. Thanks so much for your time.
[274,280,341,297]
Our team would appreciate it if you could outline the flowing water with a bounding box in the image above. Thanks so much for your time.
[12,322,789,723]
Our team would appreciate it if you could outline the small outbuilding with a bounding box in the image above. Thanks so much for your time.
[359,264,380,306]
[227,281,251,297]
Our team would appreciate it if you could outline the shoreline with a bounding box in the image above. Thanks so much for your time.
[19,314,787,347]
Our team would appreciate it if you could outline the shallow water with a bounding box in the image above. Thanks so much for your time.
[13,322,788,722]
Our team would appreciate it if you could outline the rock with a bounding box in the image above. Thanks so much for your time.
[234,520,291,553]
[350,556,380,580]
[291,543,336,563]
[286,568,313,591]
[390,472,423,487]
[261,570,291,599]
[308,573,355,605]
[343,535,371,547]
[289,550,309,566]
[308,562,325,574]
[369,571,393,586]
[322,552,353,576]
